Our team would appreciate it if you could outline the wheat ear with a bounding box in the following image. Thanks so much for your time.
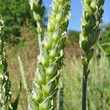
[28,0,71,109]
[80,0,105,110]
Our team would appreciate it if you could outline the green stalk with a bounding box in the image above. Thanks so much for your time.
[80,0,105,110]
[82,72,87,110]
[28,0,71,109]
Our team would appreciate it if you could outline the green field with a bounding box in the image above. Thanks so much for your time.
[5,26,110,110]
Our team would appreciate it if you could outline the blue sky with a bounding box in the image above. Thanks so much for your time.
[44,0,110,31]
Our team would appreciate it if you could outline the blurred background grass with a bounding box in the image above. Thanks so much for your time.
[1,0,110,109]
[4,24,110,110]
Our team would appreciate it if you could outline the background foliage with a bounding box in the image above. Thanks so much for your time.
[0,0,35,43]
[3,24,110,110]
[99,24,110,57]
[0,0,110,109]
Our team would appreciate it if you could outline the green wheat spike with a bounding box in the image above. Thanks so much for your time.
[0,17,12,110]
[0,16,21,110]
[28,0,71,109]
[80,0,105,110]
[18,56,29,92]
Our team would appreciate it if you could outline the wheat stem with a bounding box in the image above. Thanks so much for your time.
[82,74,87,110]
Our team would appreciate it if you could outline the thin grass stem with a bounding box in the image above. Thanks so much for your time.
[82,71,88,110]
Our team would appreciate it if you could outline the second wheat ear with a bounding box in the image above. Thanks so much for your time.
[80,0,105,110]
[0,17,21,110]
